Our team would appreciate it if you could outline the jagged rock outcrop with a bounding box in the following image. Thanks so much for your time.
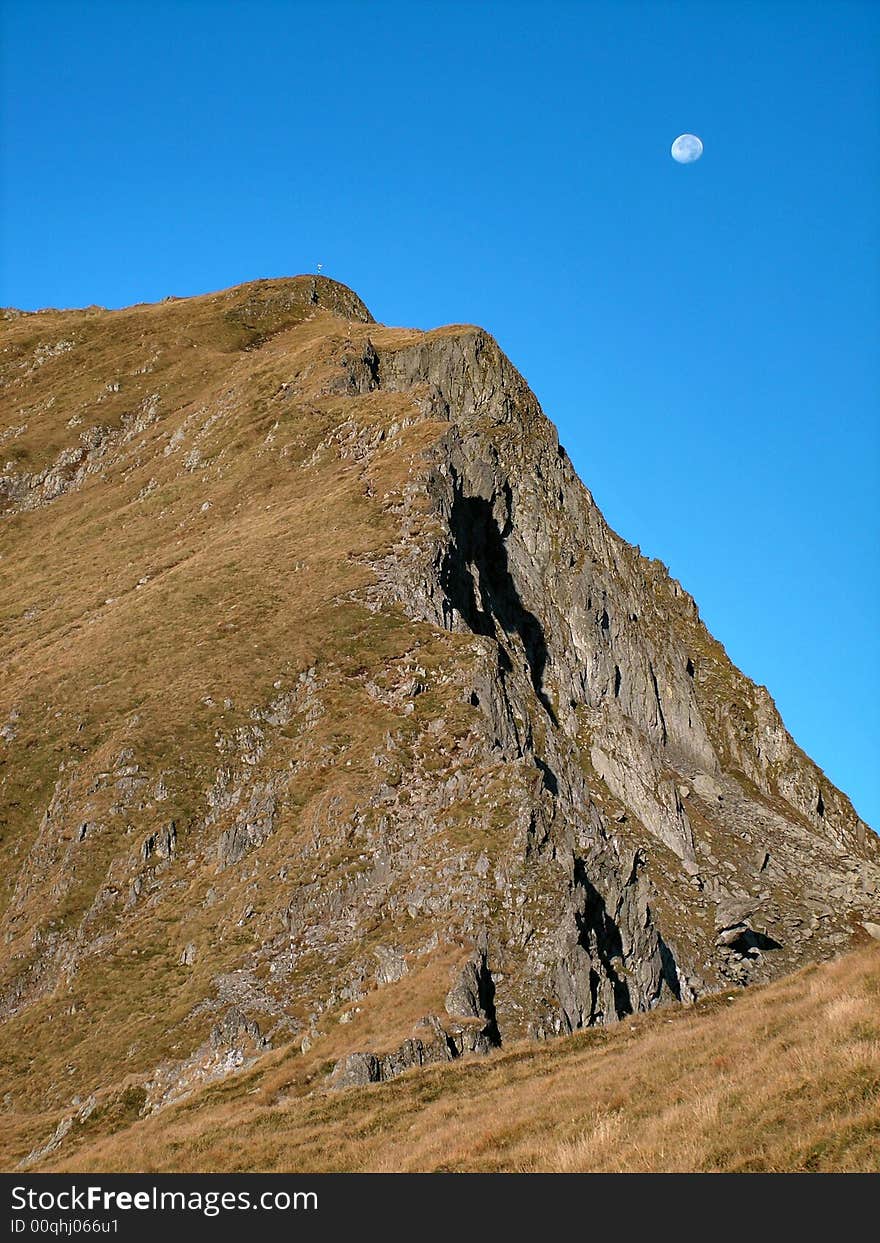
[330,1013,498,1089]
[1,276,877,1164]
[336,318,877,1025]
[330,948,500,1088]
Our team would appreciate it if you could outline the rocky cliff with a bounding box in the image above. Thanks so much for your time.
[1,276,877,1161]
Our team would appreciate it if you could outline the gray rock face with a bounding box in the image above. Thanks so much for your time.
[374,946,409,986]
[445,947,495,1023]
[340,321,879,1037]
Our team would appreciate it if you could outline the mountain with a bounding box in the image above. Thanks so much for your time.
[1,275,877,1168]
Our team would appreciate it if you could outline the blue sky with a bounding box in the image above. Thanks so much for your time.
[2,0,878,825]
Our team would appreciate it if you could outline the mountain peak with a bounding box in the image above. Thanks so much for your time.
[212,273,374,326]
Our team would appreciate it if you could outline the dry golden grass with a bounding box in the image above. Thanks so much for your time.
[21,946,879,1173]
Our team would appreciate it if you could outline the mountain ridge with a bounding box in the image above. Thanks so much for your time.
[1,274,877,1165]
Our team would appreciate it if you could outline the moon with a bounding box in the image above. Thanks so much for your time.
[671,133,703,164]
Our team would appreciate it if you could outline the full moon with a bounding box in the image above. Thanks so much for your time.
[671,133,703,164]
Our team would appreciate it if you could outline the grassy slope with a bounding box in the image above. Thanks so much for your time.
[0,285,475,1135]
[30,945,880,1173]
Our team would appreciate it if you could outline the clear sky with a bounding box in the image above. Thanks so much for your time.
[2,0,878,826]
